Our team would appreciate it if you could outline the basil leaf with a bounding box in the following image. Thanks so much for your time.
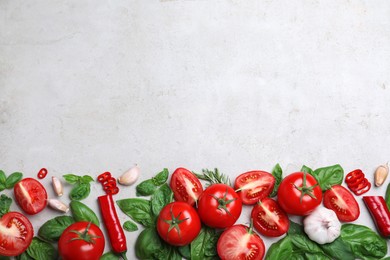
[385,182,390,210]
[301,165,314,175]
[16,252,33,260]
[63,174,81,184]
[0,170,6,184]
[0,183,5,192]
[81,175,94,183]
[116,198,153,227]
[312,164,344,191]
[177,245,191,259]
[123,220,138,232]
[320,236,355,260]
[136,179,157,196]
[70,200,100,226]
[265,235,293,260]
[38,216,75,242]
[26,237,58,260]
[100,252,120,260]
[153,168,169,186]
[191,226,220,260]
[155,243,181,260]
[5,172,22,189]
[0,194,12,218]
[69,183,91,201]
[151,183,174,217]
[270,163,283,197]
[0,255,11,260]
[135,228,162,259]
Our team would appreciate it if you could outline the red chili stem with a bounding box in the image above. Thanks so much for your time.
[363,196,390,237]
[98,194,127,259]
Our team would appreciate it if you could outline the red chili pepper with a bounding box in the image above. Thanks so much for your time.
[98,172,120,195]
[98,194,127,259]
[37,168,48,179]
[363,196,390,237]
[345,169,371,195]
[98,172,111,183]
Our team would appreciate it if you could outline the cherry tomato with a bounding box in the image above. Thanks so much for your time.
[234,170,275,205]
[58,221,105,260]
[156,202,201,246]
[170,168,203,206]
[0,212,34,256]
[277,172,322,216]
[251,197,289,237]
[323,185,360,222]
[217,224,265,260]
[197,183,242,228]
[14,178,48,215]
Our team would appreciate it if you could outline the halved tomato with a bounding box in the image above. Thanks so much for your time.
[14,178,48,215]
[234,170,275,205]
[217,224,265,260]
[251,197,289,237]
[323,185,360,222]
[170,168,203,206]
[0,212,34,256]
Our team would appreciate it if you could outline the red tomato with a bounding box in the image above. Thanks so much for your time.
[58,221,105,260]
[170,168,203,206]
[157,202,201,246]
[251,197,289,237]
[197,184,242,228]
[234,170,275,205]
[14,178,48,215]
[323,185,360,222]
[217,224,265,260]
[0,212,34,256]
[277,172,322,216]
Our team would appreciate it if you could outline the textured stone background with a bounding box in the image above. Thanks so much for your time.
[1,0,390,258]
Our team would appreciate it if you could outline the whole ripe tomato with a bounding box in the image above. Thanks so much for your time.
[323,185,360,222]
[251,197,289,237]
[277,172,322,216]
[234,170,275,205]
[157,202,201,246]
[197,183,242,228]
[217,224,265,260]
[14,178,47,215]
[58,221,105,260]
[170,168,203,206]
[0,212,34,256]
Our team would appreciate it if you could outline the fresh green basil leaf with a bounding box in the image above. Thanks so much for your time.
[26,237,58,260]
[151,183,174,217]
[38,216,75,242]
[0,194,12,218]
[69,183,90,201]
[5,172,23,189]
[70,200,99,226]
[154,243,181,260]
[177,245,191,259]
[116,198,153,227]
[312,164,344,191]
[270,163,283,197]
[153,168,169,186]
[135,228,162,259]
[0,255,11,260]
[81,175,94,183]
[0,170,6,184]
[0,183,5,192]
[123,220,138,232]
[100,251,120,260]
[320,236,355,260]
[16,252,33,260]
[191,226,220,260]
[385,182,390,210]
[265,235,293,260]
[63,174,81,184]
[136,179,157,196]
[301,165,314,175]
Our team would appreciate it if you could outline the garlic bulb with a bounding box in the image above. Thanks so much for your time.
[118,164,140,186]
[48,199,69,213]
[303,206,341,244]
[374,163,389,187]
[52,176,63,196]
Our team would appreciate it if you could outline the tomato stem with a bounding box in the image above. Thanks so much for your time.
[68,222,101,244]
[210,188,237,216]
[293,172,319,204]
[162,204,189,240]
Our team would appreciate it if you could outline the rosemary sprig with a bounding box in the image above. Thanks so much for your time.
[194,168,231,186]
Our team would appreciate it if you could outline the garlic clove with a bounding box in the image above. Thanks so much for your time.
[48,199,69,213]
[374,163,389,187]
[118,164,140,186]
[52,176,63,196]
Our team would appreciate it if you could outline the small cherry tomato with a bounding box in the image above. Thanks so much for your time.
[323,185,360,222]
[14,178,48,215]
[157,202,201,246]
[170,168,203,206]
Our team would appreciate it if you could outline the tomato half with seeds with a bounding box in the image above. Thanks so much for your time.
[234,170,275,205]
[0,212,34,256]
[170,168,203,206]
[14,178,48,215]
[323,185,360,222]
[157,202,201,246]
[197,184,242,228]
[251,197,289,237]
[217,224,265,260]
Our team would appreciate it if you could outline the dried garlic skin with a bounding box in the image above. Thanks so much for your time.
[374,163,389,187]
[118,164,140,186]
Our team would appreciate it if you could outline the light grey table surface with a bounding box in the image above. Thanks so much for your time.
[1,1,390,259]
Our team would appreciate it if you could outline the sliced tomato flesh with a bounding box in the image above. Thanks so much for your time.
[170,168,203,206]
[324,185,360,222]
[234,171,275,205]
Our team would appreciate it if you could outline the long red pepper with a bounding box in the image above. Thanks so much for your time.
[363,196,390,237]
[98,194,128,260]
